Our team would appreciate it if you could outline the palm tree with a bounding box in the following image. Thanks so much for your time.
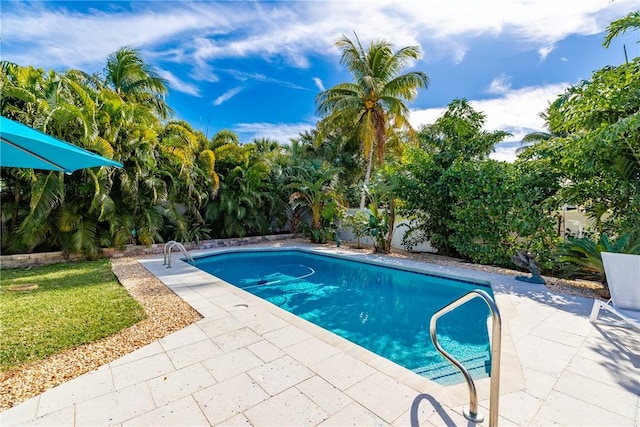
[155,120,218,242]
[0,63,125,255]
[316,33,429,207]
[101,94,168,246]
[602,10,639,49]
[103,46,171,118]
[516,110,570,158]
[0,62,50,126]
[251,137,282,157]
[1,63,54,252]
[205,160,273,238]
[287,161,343,243]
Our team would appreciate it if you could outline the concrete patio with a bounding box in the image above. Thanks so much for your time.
[1,245,639,426]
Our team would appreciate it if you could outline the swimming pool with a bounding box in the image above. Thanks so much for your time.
[193,248,493,385]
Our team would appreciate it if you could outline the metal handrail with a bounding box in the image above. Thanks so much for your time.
[163,240,177,265]
[429,289,502,426]
[163,241,195,268]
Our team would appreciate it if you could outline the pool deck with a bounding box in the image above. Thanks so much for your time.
[2,244,639,426]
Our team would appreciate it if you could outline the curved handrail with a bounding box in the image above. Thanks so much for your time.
[163,241,195,268]
[163,240,177,265]
[429,289,501,426]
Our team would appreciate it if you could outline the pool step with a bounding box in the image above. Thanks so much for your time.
[413,354,491,385]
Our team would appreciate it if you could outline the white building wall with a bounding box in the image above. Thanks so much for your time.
[339,210,436,253]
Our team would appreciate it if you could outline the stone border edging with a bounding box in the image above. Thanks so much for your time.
[0,233,297,269]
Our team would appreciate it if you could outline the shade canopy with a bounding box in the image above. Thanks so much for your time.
[0,116,123,173]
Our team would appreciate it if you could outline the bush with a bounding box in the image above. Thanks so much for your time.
[398,148,560,268]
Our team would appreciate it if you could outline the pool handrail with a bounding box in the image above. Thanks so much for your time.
[429,289,501,427]
[163,240,177,265]
[163,241,195,268]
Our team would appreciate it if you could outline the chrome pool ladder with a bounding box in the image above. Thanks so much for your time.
[429,289,502,427]
[163,240,195,268]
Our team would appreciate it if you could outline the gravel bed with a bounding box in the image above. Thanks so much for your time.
[371,247,607,299]
[0,242,603,411]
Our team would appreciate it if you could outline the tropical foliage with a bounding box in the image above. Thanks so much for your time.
[522,57,640,235]
[343,209,369,249]
[287,161,343,243]
[554,232,640,282]
[364,163,402,253]
[0,48,219,255]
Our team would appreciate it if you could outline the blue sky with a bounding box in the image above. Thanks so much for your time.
[2,1,638,161]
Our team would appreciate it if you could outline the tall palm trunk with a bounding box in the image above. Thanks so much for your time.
[360,147,374,208]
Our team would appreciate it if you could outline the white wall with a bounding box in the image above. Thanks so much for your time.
[390,220,436,252]
[339,210,436,253]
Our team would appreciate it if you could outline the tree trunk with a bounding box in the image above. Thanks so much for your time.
[359,147,374,209]
[384,198,396,253]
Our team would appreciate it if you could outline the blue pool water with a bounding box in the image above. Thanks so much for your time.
[193,249,492,385]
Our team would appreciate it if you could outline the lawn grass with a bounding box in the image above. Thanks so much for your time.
[0,259,146,371]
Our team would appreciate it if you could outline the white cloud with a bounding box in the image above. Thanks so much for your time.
[491,142,523,162]
[213,87,244,106]
[313,77,325,92]
[467,83,568,140]
[410,82,569,162]
[486,75,512,95]
[539,45,555,61]
[409,107,447,129]
[1,2,229,70]
[223,69,310,90]
[234,122,315,145]
[0,0,633,160]
[2,0,635,75]
[187,61,220,84]
[157,70,201,96]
